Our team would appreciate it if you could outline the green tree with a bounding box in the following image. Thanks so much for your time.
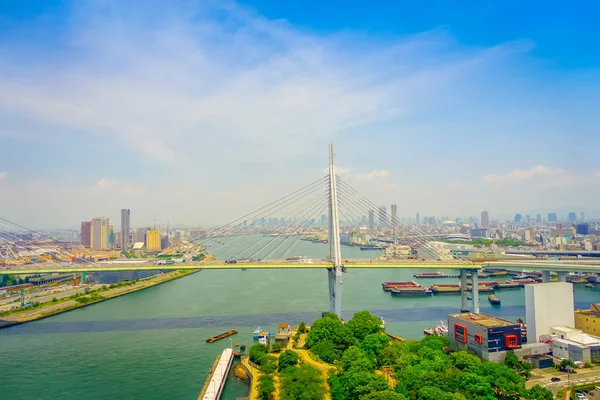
[526,384,553,400]
[271,342,282,353]
[362,390,407,400]
[477,362,525,400]
[450,350,482,371]
[311,341,340,364]
[346,310,382,341]
[280,364,326,400]
[278,350,299,371]
[417,386,454,400]
[249,344,268,365]
[298,321,307,333]
[360,334,390,367]
[257,374,275,400]
[341,346,373,372]
[329,373,347,400]
[451,372,495,399]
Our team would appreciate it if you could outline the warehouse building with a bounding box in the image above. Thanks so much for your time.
[448,312,523,362]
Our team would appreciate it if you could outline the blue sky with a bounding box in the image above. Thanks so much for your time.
[0,0,599,228]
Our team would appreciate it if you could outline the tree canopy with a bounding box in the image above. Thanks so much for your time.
[303,311,538,400]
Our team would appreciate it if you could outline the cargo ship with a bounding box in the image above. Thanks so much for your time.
[485,269,508,276]
[391,286,433,296]
[382,281,420,291]
[467,281,499,288]
[488,294,501,305]
[206,330,238,343]
[414,272,459,278]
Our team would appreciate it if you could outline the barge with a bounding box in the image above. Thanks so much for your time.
[391,286,432,296]
[414,272,459,278]
[206,330,238,343]
[431,284,495,294]
[382,281,420,291]
[488,294,501,305]
[496,282,523,289]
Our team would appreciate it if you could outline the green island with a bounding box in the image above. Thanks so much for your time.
[246,311,553,400]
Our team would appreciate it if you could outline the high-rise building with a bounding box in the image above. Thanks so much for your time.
[581,212,585,222]
[90,217,109,250]
[416,213,420,225]
[378,206,387,228]
[568,212,577,223]
[368,210,375,230]
[120,209,130,250]
[80,221,91,247]
[536,214,542,224]
[391,204,398,226]
[576,224,590,235]
[481,211,489,229]
[146,229,161,251]
[321,214,327,227]
[135,228,147,244]
[108,225,114,245]
[514,214,522,223]
[548,213,558,223]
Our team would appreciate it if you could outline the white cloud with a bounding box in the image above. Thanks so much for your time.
[482,166,600,188]
[356,169,391,182]
[0,171,7,182]
[0,0,532,169]
[329,167,391,182]
[92,178,147,196]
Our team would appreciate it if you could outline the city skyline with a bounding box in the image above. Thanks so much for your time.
[1,1,599,228]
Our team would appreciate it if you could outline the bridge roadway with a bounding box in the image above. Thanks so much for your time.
[3,258,600,274]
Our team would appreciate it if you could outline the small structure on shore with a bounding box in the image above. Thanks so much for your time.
[275,323,290,341]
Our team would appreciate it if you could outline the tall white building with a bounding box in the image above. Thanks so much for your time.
[525,282,574,343]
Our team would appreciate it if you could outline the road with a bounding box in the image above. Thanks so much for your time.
[527,367,600,395]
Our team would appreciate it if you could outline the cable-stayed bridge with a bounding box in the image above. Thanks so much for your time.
[2,145,600,316]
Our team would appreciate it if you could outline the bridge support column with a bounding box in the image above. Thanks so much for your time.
[557,271,568,282]
[471,270,480,314]
[327,144,343,319]
[328,268,342,318]
[541,271,551,283]
[460,269,469,312]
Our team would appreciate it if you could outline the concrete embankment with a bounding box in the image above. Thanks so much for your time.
[198,348,234,400]
[0,270,199,329]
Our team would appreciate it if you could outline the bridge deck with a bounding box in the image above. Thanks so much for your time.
[3,259,600,274]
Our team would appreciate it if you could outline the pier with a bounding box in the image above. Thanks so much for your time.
[198,348,234,400]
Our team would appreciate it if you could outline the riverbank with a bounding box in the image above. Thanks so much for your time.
[0,269,200,329]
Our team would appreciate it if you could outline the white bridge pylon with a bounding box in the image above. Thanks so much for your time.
[327,144,343,318]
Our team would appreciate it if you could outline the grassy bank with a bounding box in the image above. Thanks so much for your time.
[0,270,199,328]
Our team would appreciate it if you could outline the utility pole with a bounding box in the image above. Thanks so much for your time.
[327,144,343,319]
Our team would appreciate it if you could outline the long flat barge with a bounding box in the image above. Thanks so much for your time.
[198,348,234,400]
[391,286,432,296]
[414,272,459,278]
[206,330,238,343]
[382,281,420,291]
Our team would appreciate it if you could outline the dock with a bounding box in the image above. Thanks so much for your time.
[206,330,238,343]
[198,348,234,400]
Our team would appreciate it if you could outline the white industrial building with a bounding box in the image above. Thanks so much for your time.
[550,326,600,363]
[525,282,574,342]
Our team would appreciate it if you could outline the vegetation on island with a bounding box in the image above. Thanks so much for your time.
[246,311,554,399]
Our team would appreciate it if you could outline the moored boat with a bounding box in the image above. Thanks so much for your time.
[391,286,433,296]
[414,272,459,278]
[424,321,448,336]
[253,327,261,339]
[382,281,420,291]
[488,294,501,305]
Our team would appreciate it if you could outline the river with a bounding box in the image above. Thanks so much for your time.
[1,238,599,399]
